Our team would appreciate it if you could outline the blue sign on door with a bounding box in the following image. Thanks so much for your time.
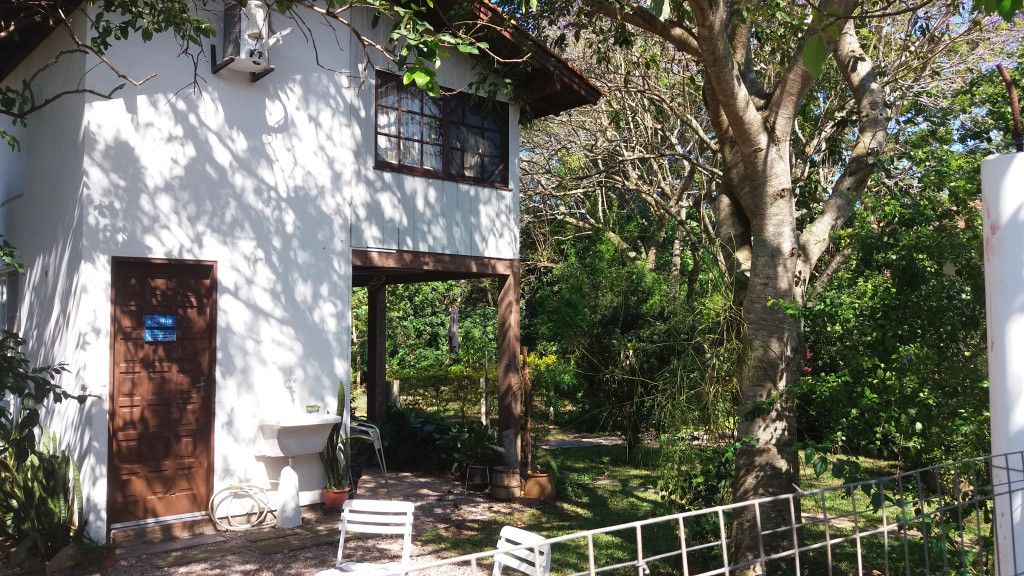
[145,315,177,342]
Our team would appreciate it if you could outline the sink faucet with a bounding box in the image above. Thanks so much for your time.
[285,375,296,406]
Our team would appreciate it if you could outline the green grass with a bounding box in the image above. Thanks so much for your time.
[420,444,681,575]
[420,448,995,576]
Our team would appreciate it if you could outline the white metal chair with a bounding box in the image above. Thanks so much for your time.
[492,526,551,576]
[314,499,415,576]
[350,419,391,499]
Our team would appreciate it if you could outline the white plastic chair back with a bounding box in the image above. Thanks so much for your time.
[315,499,415,576]
[492,526,551,576]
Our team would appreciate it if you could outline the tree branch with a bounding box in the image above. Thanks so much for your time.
[581,0,702,58]
[798,8,890,274]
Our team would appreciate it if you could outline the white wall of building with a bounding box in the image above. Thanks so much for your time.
[0,2,520,536]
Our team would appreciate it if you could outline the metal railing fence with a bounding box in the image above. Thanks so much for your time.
[387,451,1024,576]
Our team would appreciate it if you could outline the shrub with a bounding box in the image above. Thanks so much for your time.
[378,406,498,474]
[0,330,86,567]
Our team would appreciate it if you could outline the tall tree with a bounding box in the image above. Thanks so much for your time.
[511,0,1019,567]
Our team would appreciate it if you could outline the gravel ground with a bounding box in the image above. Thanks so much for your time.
[102,477,530,576]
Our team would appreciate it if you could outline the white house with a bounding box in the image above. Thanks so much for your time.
[0,1,598,538]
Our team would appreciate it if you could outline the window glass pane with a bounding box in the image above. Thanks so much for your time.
[462,108,483,128]
[483,130,502,155]
[450,124,465,150]
[424,145,443,171]
[401,113,422,141]
[377,135,399,163]
[401,140,421,166]
[448,150,463,177]
[423,95,442,118]
[404,89,423,113]
[463,153,482,178]
[462,131,484,155]
[423,117,442,144]
[377,80,399,108]
[484,116,501,131]
[483,156,503,181]
[377,108,398,135]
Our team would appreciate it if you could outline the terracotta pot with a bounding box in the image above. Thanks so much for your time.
[81,552,117,571]
[322,487,352,511]
[523,471,555,500]
[98,552,117,570]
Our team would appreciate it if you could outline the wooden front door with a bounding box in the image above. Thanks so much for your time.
[109,258,216,525]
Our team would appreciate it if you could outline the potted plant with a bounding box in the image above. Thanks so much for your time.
[523,440,555,500]
[454,422,499,492]
[320,422,352,511]
[76,533,120,571]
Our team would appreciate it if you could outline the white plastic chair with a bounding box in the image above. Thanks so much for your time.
[314,499,415,576]
[492,526,551,576]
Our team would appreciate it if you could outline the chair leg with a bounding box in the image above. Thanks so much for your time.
[376,444,391,499]
[336,529,347,568]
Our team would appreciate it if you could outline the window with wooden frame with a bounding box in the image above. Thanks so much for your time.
[0,268,20,331]
[374,72,509,187]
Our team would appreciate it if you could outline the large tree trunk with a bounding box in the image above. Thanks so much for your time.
[729,171,805,574]
[573,1,893,572]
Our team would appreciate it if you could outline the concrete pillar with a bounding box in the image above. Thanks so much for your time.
[982,152,1024,576]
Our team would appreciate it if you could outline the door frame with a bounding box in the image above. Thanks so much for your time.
[107,256,218,529]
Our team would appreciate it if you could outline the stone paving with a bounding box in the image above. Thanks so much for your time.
[94,435,625,575]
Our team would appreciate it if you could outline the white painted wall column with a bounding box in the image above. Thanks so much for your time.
[983,152,1024,576]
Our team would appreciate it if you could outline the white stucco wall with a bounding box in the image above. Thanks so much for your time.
[0,2,521,537]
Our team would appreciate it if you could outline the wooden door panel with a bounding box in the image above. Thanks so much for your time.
[109,259,216,525]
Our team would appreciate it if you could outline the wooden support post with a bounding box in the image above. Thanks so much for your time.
[497,262,522,470]
[523,347,531,472]
[367,284,388,423]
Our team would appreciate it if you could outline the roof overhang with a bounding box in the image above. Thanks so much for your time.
[1,1,600,117]
[0,1,75,82]
[431,0,601,118]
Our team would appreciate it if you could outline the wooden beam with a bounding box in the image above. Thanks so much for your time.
[496,261,522,469]
[352,249,516,276]
[353,270,502,288]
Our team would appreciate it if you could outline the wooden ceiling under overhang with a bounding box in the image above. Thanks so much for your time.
[0,1,74,82]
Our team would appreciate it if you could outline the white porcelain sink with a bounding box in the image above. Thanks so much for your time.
[257,413,342,457]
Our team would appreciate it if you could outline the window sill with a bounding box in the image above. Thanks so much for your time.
[373,162,511,191]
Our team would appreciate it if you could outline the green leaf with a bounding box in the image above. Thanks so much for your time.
[869,491,884,511]
[802,33,828,78]
[812,454,829,477]
[831,459,846,479]
[651,0,671,20]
